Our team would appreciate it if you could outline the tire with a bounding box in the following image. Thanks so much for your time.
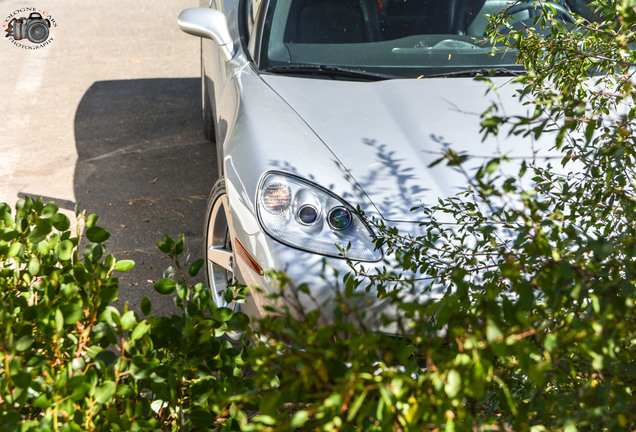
[204,178,243,341]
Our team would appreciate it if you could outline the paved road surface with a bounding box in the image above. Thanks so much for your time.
[0,0,215,315]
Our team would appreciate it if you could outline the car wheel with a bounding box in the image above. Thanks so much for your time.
[201,56,216,143]
[205,178,242,341]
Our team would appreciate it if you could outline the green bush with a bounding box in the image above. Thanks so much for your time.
[0,197,253,431]
[3,1,636,431]
[2,186,633,431]
[230,1,636,430]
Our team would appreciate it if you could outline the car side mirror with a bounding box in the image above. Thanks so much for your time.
[178,8,235,62]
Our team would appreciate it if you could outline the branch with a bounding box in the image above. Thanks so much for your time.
[563,47,636,67]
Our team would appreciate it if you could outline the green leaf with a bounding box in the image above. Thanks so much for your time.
[102,306,121,327]
[436,304,452,328]
[120,311,137,331]
[544,333,558,352]
[291,410,309,428]
[445,369,462,398]
[591,352,604,370]
[485,158,500,174]
[15,335,34,351]
[28,219,52,244]
[2,229,19,242]
[130,321,151,341]
[0,202,12,225]
[69,376,90,401]
[99,287,118,305]
[494,376,517,415]
[51,213,70,231]
[175,235,184,255]
[154,278,176,295]
[189,258,204,277]
[55,309,64,333]
[428,156,446,168]
[61,304,84,325]
[86,226,110,243]
[6,243,21,259]
[86,213,99,228]
[95,349,118,367]
[226,311,250,331]
[176,280,189,300]
[521,189,537,200]
[94,381,116,405]
[141,296,152,315]
[56,239,74,261]
[564,422,578,432]
[486,319,503,343]
[189,406,215,428]
[27,258,40,276]
[150,383,171,402]
[253,415,277,426]
[83,243,105,262]
[528,362,548,387]
[157,234,174,254]
[114,259,135,272]
[31,395,50,409]
[519,160,527,177]
[346,390,369,422]
[41,202,59,218]
[212,307,234,322]
[13,371,31,389]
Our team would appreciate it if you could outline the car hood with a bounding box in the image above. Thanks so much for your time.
[261,75,555,223]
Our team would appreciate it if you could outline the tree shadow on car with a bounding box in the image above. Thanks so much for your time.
[73,78,216,315]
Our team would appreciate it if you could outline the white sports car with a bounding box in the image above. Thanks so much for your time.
[177,0,595,338]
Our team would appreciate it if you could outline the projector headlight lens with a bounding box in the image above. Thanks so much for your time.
[257,173,381,262]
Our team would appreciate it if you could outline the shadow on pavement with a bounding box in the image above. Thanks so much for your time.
[74,78,216,315]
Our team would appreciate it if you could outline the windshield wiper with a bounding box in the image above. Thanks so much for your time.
[262,64,396,81]
[425,67,524,78]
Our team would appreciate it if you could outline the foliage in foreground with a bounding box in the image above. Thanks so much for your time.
[0,198,252,431]
[2,1,636,431]
[2,191,633,432]
[249,1,636,429]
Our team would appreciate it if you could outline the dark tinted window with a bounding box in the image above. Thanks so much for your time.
[259,0,601,78]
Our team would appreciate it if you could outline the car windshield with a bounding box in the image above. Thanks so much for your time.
[258,0,599,78]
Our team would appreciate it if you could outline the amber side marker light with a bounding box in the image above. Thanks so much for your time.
[234,238,264,276]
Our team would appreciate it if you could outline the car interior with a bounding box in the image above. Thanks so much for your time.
[277,0,597,43]
[262,0,597,76]
[283,0,381,43]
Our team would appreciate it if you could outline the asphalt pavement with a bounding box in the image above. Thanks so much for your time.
[0,0,215,315]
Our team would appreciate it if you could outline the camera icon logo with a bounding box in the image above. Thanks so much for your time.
[5,12,51,44]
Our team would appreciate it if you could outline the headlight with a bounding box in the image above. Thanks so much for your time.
[257,172,382,262]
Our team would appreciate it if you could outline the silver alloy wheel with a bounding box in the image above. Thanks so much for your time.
[205,181,242,340]
[207,192,233,308]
